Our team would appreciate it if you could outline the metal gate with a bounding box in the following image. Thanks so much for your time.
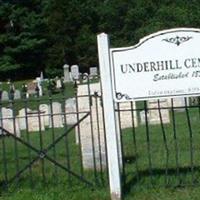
[0,75,108,191]
[117,98,200,194]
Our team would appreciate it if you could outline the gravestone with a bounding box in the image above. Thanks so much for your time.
[63,64,71,82]
[64,98,77,125]
[26,110,45,132]
[40,71,44,81]
[17,108,31,130]
[140,110,147,124]
[0,107,21,137]
[49,102,63,128]
[148,99,170,124]
[76,82,106,169]
[167,97,189,112]
[76,82,133,169]
[39,104,49,127]
[2,91,9,101]
[89,67,98,77]
[14,89,21,100]
[71,65,79,80]
[118,102,138,129]
[56,79,62,89]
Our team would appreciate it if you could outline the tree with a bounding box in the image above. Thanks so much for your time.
[0,0,48,80]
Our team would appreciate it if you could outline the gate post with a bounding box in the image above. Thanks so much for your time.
[97,33,122,200]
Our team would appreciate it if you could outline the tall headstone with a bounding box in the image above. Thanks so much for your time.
[63,64,71,82]
[49,102,63,128]
[76,82,136,170]
[40,71,44,81]
[76,83,106,169]
[71,65,79,80]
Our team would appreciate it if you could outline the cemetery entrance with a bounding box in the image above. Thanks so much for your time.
[0,74,108,191]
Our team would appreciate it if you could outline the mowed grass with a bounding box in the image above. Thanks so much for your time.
[0,127,110,200]
[122,105,200,199]
[1,101,200,199]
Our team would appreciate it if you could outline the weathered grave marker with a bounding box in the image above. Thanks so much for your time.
[63,64,71,82]
[49,102,63,128]
[14,89,21,100]
[1,107,21,137]
[2,91,9,101]
[71,65,79,80]
[39,104,49,127]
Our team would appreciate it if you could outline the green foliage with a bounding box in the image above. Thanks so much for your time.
[0,1,47,80]
[1,0,200,79]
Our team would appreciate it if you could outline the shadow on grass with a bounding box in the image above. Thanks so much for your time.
[123,165,200,197]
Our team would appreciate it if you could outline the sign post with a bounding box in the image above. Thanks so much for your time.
[97,33,122,200]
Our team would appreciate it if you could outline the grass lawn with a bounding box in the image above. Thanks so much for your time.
[1,94,200,199]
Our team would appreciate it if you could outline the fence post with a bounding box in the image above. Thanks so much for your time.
[97,33,122,200]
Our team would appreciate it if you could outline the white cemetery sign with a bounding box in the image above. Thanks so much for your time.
[97,28,200,200]
[110,28,200,102]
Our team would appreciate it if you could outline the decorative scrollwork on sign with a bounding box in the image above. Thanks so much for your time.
[162,36,192,46]
[116,92,131,100]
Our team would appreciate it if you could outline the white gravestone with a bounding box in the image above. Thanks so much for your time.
[167,97,189,112]
[17,108,31,130]
[49,102,63,128]
[64,98,77,125]
[40,71,44,81]
[26,110,45,132]
[39,104,49,127]
[148,99,170,124]
[118,102,138,129]
[2,91,9,101]
[17,108,45,132]
[71,65,79,80]
[139,110,151,125]
[63,64,71,82]
[76,82,136,169]
[0,107,20,137]
[76,83,106,169]
[14,89,21,100]
[56,79,62,89]
[89,67,98,77]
